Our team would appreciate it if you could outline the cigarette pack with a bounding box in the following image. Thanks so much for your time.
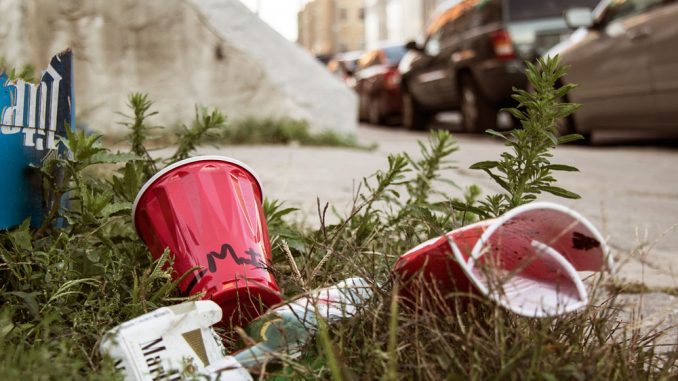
[100,300,250,380]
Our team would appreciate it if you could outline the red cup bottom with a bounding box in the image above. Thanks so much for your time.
[211,285,281,328]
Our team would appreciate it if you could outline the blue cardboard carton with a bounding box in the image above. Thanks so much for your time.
[0,50,74,229]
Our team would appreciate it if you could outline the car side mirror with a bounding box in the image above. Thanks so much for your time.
[564,7,594,29]
[405,40,422,52]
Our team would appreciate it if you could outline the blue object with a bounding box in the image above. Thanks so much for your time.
[0,50,74,229]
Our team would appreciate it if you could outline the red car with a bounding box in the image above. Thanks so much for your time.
[353,44,407,125]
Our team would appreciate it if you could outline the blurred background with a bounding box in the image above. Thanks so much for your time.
[290,0,678,143]
[1,0,675,143]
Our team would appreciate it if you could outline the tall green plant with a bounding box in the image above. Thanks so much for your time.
[469,55,582,217]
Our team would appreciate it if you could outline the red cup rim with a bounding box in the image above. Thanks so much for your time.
[131,155,264,234]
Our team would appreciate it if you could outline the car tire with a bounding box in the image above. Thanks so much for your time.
[556,114,575,136]
[554,90,591,144]
[368,96,384,125]
[460,75,497,133]
[358,93,369,122]
[402,90,430,131]
[557,115,591,144]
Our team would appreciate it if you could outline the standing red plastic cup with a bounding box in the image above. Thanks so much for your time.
[133,156,282,326]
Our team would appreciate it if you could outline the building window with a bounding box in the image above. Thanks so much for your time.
[359,7,365,20]
[339,8,348,21]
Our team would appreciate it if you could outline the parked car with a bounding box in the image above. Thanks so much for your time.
[327,50,363,86]
[399,0,599,131]
[353,44,407,125]
[547,0,678,139]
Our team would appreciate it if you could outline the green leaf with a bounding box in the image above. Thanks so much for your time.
[483,169,511,193]
[9,220,33,251]
[501,107,526,122]
[6,292,40,318]
[485,129,508,140]
[548,164,579,172]
[101,202,132,218]
[470,161,499,170]
[446,200,490,218]
[542,186,581,199]
[558,133,585,144]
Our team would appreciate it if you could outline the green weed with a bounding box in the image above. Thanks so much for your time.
[221,118,371,150]
[468,55,583,217]
[0,57,36,82]
[104,116,371,151]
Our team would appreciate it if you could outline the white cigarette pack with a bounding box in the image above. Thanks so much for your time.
[100,300,250,381]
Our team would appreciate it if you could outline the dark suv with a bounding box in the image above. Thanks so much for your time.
[399,0,599,131]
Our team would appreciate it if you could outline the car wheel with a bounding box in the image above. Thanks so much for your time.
[368,96,383,125]
[556,114,575,136]
[554,90,591,144]
[402,90,430,131]
[557,115,591,144]
[358,93,368,122]
[460,75,497,133]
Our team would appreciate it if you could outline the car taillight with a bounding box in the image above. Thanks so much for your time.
[491,29,516,60]
[384,69,401,90]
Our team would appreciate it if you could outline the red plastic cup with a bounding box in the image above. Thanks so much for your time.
[133,156,282,326]
[393,202,614,317]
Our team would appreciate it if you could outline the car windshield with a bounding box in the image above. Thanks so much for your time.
[382,45,406,64]
[507,0,600,21]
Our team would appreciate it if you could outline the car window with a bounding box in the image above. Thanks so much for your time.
[600,0,664,24]
[382,45,406,64]
[507,0,600,21]
[469,0,502,28]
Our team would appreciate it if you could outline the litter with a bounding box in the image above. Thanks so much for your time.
[100,279,373,380]
[393,201,614,317]
[119,155,615,381]
[99,301,252,381]
[0,50,74,229]
[232,277,373,371]
[133,156,282,326]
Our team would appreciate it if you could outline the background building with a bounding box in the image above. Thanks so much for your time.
[364,0,446,49]
[298,0,366,58]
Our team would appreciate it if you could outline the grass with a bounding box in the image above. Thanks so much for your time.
[221,118,370,150]
[104,106,371,151]
[0,57,677,380]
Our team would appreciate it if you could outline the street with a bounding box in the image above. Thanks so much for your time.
[193,121,678,290]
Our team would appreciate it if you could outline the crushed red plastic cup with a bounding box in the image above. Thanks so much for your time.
[393,202,614,317]
[133,156,282,326]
